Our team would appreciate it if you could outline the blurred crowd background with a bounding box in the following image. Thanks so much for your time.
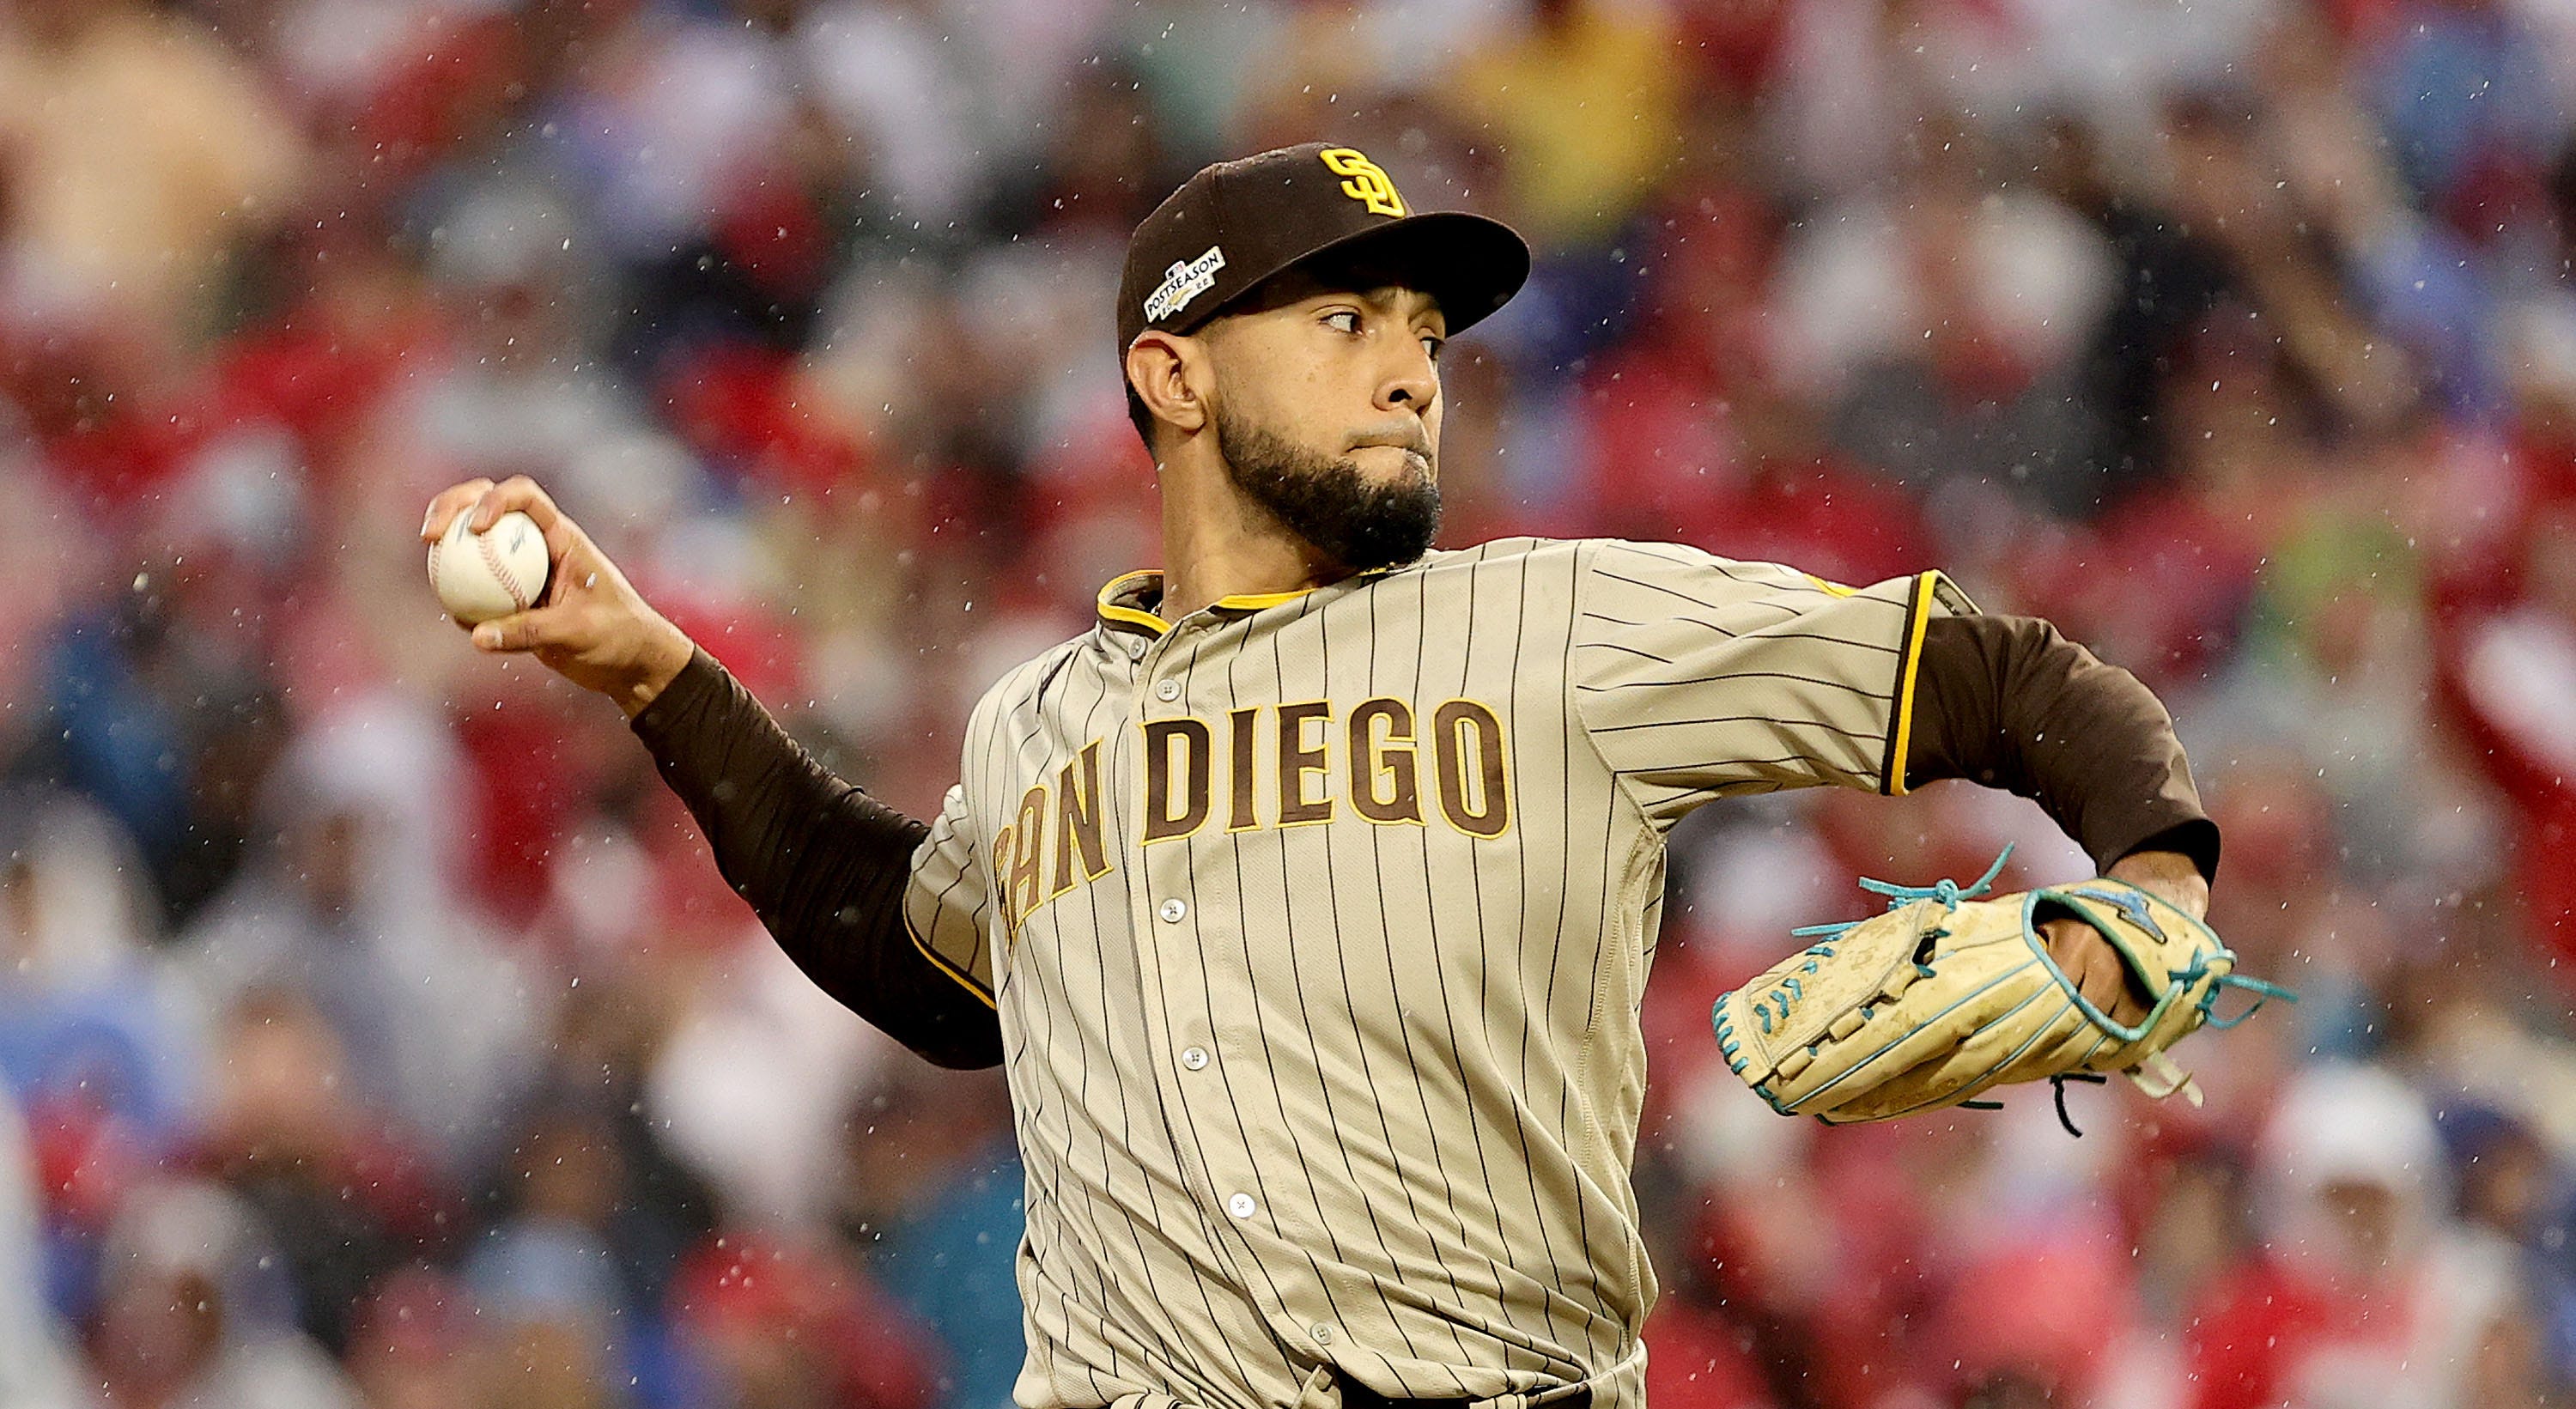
[3,0,2576,1406]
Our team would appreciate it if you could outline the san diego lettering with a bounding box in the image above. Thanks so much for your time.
[990,699,1510,936]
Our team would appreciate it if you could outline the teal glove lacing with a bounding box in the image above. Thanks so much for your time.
[1716,845,2295,1137]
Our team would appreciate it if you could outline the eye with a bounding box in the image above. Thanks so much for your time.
[1420,333,1446,362]
[1323,310,1360,334]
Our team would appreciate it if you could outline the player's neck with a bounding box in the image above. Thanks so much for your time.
[1155,456,1347,620]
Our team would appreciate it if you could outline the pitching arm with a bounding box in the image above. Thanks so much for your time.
[629,647,1004,1069]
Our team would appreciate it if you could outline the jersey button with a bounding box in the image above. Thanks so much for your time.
[1155,678,1182,701]
[1311,1325,1334,1345]
[1127,639,1148,662]
[1180,1046,1208,1071]
[1157,898,1188,924]
[1226,1193,1256,1218]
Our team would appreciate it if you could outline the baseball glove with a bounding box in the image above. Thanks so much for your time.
[1710,848,2291,1133]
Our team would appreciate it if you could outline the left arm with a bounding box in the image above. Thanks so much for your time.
[1904,612,2220,1021]
[1904,613,2219,888]
[1565,547,2216,1016]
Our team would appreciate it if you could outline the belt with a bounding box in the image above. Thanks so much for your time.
[1330,1369,1591,1409]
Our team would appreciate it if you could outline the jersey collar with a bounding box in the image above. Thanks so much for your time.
[1096,571,1176,639]
[1093,564,1407,639]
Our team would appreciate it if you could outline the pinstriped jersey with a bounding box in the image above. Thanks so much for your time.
[901,537,1973,1409]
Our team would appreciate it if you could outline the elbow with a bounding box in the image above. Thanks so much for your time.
[915,1029,1006,1071]
[884,1000,1005,1069]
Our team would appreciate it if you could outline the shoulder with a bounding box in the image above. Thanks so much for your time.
[1379,537,1913,610]
[1578,538,1977,613]
[1572,537,1859,601]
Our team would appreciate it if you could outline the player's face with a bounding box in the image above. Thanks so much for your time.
[1201,270,1449,569]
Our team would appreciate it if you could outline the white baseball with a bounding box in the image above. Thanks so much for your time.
[428,509,551,626]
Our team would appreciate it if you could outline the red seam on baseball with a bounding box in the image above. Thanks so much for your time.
[478,527,530,610]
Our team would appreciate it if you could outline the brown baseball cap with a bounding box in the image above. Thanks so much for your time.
[1115,143,1531,356]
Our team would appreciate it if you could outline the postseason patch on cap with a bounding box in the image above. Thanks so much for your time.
[1144,246,1227,325]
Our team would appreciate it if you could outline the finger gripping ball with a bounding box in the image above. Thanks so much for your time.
[428,510,550,626]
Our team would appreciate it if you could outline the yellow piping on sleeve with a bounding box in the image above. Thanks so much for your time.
[905,913,998,1009]
[1884,569,1941,797]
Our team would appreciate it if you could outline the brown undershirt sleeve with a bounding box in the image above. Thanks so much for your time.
[627,647,1003,1069]
[1904,614,2221,883]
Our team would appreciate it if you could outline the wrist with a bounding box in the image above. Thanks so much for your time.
[618,623,696,720]
[2105,848,2210,920]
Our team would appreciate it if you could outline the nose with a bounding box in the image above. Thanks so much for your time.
[1378,338,1437,416]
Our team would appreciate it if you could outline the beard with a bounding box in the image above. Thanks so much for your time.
[1211,404,1442,572]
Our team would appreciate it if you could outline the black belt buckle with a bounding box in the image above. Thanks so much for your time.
[1329,1368,1589,1409]
[1330,1369,1467,1409]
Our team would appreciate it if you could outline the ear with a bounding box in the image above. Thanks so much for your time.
[1126,331,1208,437]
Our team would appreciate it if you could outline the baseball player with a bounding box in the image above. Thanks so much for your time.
[422,143,2218,1409]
